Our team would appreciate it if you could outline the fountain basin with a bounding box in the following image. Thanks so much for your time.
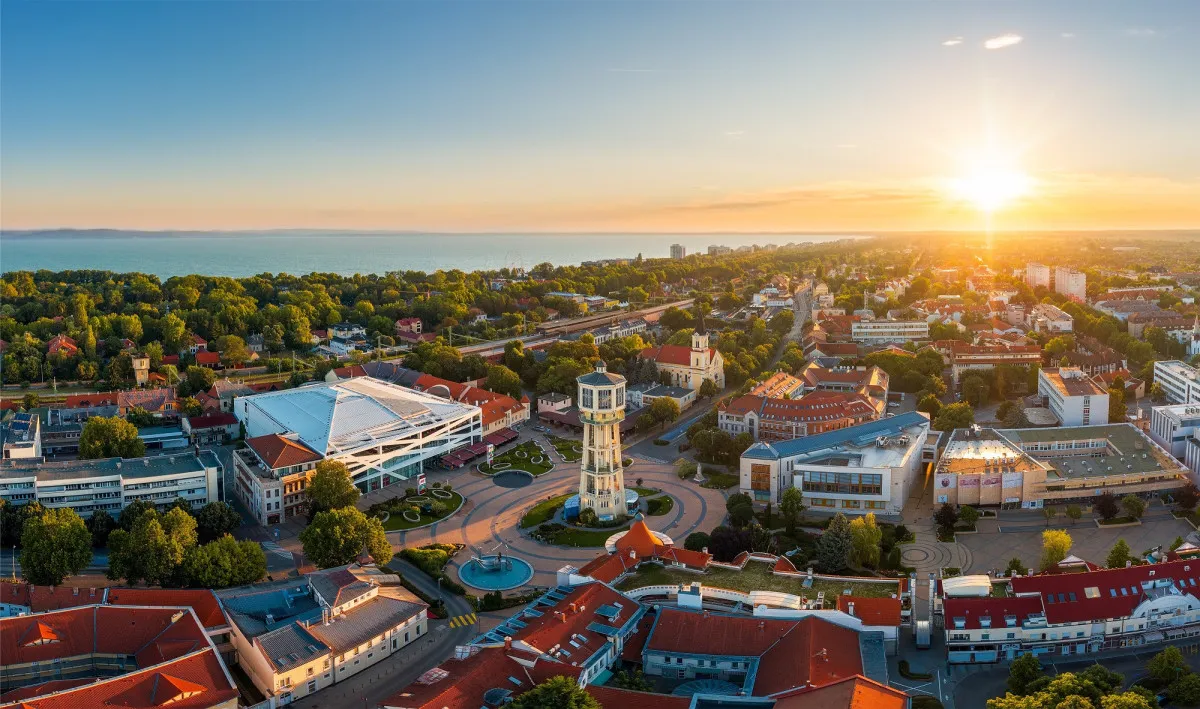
[458,554,534,591]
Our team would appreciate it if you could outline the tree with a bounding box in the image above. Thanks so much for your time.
[725,493,754,528]
[1168,673,1200,706]
[86,509,117,547]
[125,406,156,428]
[1150,381,1165,401]
[1078,664,1124,694]
[178,396,204,418]
[933,402,975,432]
[916,393,942,417]
[118,499,156,530]
[962,374,990,407]
[1063,504,1083,525]
[21,392,40,410]
[707,526,752,562]
[1005,557,1026,577]
[1148,646,1188,685]
[181,535,267,588]
[849,513,883,568]
[1040,529,1072,571]
[647,396,681,430]
[19,508,93,585]
[215,335,250,367]
[816,512,853,572]
[510,676,601,709]
[934,502,958,530]
[306,460,361,517]
[483,364,524,399]
[780,487,805,535]
[196,501,241,543]
[183,365,216,397]
[611,669,653,692]
[1042,506,1057,527]
[108,507,197,586]
[683,532,710,552]
[1095,491,1119,521]
[0,500,44,548]
[1106,538,1132,569]
[299,507,392,569]
[699,379,719,398]
[1107,386,1127,423]
[1120,494,1145,520]
[1173,535,1187,551]
[1177,482,1200,512]
[959,505,979,529]
[1007,652,1044,696]
[79,416,146,459]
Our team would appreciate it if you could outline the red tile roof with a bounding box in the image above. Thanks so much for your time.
[1009,558,1200,624]
[194,351,221,366]
[509,583,636,661]
[647,610,864,695]
[246,433,323,469]
[639,344,718,367]
[412,373,527,427]
[835,595,902,627]
[942,594,1046,630]
[586,686,691,709]
[105,588,228,631]
[63,393,119,408]
[0,679,96,703]
[185,413,238,430]
[380,647,581,709]
[772,675,909,709]
[720,391,877,423]
[0,583,105,613]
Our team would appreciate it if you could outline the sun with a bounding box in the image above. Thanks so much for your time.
[948,165,1034,213]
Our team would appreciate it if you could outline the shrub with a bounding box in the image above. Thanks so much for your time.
[894,524,912,542]
[653,439,669,446]
[405,487,418,498]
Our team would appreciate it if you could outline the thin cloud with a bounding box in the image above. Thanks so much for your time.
[984,33,1023,50]
[724,130,746,137]
[942,37,963,46]
[1126,27,1157,38]
[607,68,658,73]
[1061,32,1076,39]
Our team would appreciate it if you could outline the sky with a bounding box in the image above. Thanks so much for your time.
[2,0,1198,232]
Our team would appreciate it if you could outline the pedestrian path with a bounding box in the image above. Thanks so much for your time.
[447,612,477,629]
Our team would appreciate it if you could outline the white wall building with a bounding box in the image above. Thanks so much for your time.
[1155,360,1200,405]
[1054,267,1087,301]
[670,243,686,259]
[1038,367,1110,427]
[1025,263,1051,289]
[1149,405,1200,461]
[234,377,482,494]
[739,411,936,510]
[1028,303,1074,333]
[850,319,930,344]
[0,451,222,518]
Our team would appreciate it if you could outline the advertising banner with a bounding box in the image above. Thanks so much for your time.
[417,473,427,494]
[983,474,1003,488]
[1002,471,1024,488]
[959,476,981,488]
[936,474,957,490]
[487,443,495,466]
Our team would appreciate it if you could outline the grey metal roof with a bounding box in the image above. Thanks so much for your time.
[1,453,212,481]
[258,621,330,671]
[645,385,693,398]
[741,411,929,461]
[577,371,625,386]
[308,566,373,608]
[308,595,425,653]
[219,580,323,638]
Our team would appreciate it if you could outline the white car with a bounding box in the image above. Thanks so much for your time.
[887,402,900,409]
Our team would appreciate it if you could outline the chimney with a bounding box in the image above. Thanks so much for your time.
[848,601,855,618]
[504,636,513,651]
[570,603,577,614]
[1126,560,1132,568]
[702,547,708,555]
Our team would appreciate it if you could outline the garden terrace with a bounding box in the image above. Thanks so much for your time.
[478,440,554,476]
[615,558,902,599]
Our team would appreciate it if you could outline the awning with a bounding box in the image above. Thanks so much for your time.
[1143,631,1165,643]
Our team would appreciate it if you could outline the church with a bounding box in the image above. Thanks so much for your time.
[639,318,725,391]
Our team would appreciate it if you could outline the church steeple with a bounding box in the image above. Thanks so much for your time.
[691,311,709,352]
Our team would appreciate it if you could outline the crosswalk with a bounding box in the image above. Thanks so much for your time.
[447,613,477,629]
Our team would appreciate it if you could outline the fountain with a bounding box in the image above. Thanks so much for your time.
[458,542,534,591]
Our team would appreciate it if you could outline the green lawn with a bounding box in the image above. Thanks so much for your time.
[545,526,628,547]
[479,441,555,475]
[632,487,661,496]
[546,435,583,463]
[615,558,901,598]
[646,495,674,516]
[520,493,573,529]
[700,472,739,490]
[378,491,464,531]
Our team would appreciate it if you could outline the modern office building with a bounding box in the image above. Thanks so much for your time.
[1154,360,1200,405]
[1054,267,1087,301]
[0,412,41,459]
[850,319,930,344]
[1038,367,1110,426]
[935,423,1188,510]
[1149,404,1200,462]
[234,377,482,494]
[739,411,936,509]
[0,451,222,518]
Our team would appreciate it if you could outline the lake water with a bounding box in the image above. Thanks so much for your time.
[0,231,868,278]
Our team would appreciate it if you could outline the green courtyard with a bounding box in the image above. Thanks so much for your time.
[478,440,555,475]
[369,490,465,531]
[615,559,902,599]
[546,434,583,463]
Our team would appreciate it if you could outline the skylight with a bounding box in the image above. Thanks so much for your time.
[1084,587,1100,599]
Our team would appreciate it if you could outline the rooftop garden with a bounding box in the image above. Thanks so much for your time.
[479,440,554,476]
[615,559,902,599]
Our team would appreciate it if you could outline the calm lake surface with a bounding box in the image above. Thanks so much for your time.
[0,231,868,278]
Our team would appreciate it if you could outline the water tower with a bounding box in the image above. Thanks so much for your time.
[576,360,627,521]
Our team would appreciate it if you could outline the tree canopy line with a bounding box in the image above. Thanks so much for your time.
[0,242,852,388]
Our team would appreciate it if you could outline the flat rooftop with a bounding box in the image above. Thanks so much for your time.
[1041,368,1107,397]
[1003,424,1183,480]
[744,411,929,464]
[1,453,212,481]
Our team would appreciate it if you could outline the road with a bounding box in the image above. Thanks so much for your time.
[0,549,110,578]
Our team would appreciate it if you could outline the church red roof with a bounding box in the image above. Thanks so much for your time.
[639,344,717,367]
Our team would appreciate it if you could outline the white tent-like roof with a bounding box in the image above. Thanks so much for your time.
[941,574,993,598]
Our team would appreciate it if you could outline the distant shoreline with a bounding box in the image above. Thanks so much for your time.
[3,228,1197,239]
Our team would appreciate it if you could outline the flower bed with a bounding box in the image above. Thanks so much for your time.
[479,440,554,475]
[369,491,466,531]
[430,488,453,499]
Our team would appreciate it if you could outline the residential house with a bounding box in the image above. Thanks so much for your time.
[46,334,79,357]
[182,412,240,445]
[117,387,178,419]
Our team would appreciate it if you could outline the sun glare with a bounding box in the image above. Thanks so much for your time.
[949,166,1034,213]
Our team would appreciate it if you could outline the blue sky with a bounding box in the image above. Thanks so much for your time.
[2,1,1198,231]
